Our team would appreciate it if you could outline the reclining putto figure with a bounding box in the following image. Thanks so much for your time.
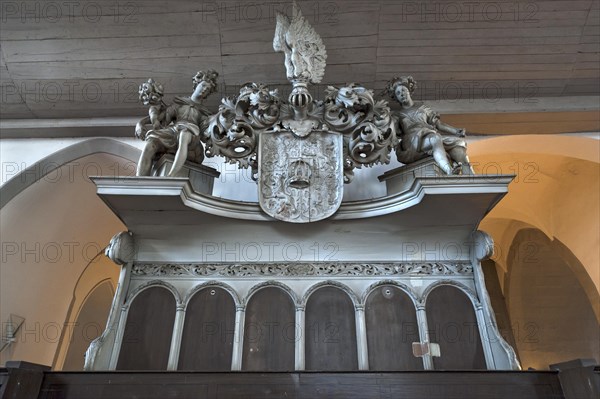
[388,76,474,175]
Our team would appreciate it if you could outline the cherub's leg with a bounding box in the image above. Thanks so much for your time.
[449,147,475,175]
[168,130,193,177]
[136,139,161,176]
[424,134,454,174]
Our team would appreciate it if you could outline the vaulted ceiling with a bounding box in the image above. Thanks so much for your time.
[1,0,598,136]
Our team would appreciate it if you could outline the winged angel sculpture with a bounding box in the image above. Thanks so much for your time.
[134,2,474,222]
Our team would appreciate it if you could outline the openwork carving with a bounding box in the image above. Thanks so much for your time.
[324,84,397,182]
[131,262,473,278]
[132,2,475,223]
[206,83,281,176]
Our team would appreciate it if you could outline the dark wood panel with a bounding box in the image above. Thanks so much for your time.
[242,287,295,371]
[366,286,424,371]
[116,287,176,371]
[305,287,358,371]
[0,363,49,399]
[37,371,565,399]
[178,287,235,371]
[426,286,487,370]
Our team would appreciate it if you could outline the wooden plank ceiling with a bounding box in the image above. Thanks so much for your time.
[0,0,598,135]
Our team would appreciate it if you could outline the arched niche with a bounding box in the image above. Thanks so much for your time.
[61,280,115,370]
[178,287,236,371]
[426,285,486,370]
[0,151,135,367]
[53,249,120,371]
[117,286,176,370]
[305,286,358,371]
[365,285,423,371]
[472,135,600,304]
[242,286,295,371]
[506,228,600,369]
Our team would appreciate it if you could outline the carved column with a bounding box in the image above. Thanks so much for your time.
[295,305,306,371]
[231,305,246,371]
[474,303,495,370]
[355,305,369,371]
[108,304,130,370]
[87,231,135,371]
[416,303,434,370]
[167,304,186,370]
[470,230,521,370]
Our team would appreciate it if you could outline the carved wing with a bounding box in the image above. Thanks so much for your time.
[273,3,327,84]
[287,5,327,84]
[274,12,293,80]
[273,12,290,53]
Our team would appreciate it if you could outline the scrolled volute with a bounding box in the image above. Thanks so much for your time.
[205,83,280,171]
[325,84,397,170]
[105,231,135,265]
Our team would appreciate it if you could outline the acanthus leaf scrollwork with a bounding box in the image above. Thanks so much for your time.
[205,83,282,178]
[324,84,398,183]
[131,262,473,278]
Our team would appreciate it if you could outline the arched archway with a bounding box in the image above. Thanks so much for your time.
[60,281,115,371]
[1,138,140,208]
[469,135,600,369]
[0,147,138,367]
[471,135,599,317]
[505,228,600,369]
[54,252,119,370]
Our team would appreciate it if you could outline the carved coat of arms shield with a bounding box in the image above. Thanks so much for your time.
[258,130,344,223]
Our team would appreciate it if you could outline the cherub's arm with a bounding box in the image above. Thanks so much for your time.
[135,116,151,140]
[435,119,466,137]
[148,106,159,128]
[424,106,465,137]
[148,105,164,129]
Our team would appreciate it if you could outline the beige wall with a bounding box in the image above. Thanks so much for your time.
[0,154,127,367]
[505,229,599,369]
[474,135,600,318]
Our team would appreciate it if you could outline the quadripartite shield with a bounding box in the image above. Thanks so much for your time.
[258,130,344,223]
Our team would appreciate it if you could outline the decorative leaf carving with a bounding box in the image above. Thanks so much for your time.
[205,83,281,174]
[131,262,473,278]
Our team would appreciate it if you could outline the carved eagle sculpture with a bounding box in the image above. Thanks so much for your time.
[273,3,327,84]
